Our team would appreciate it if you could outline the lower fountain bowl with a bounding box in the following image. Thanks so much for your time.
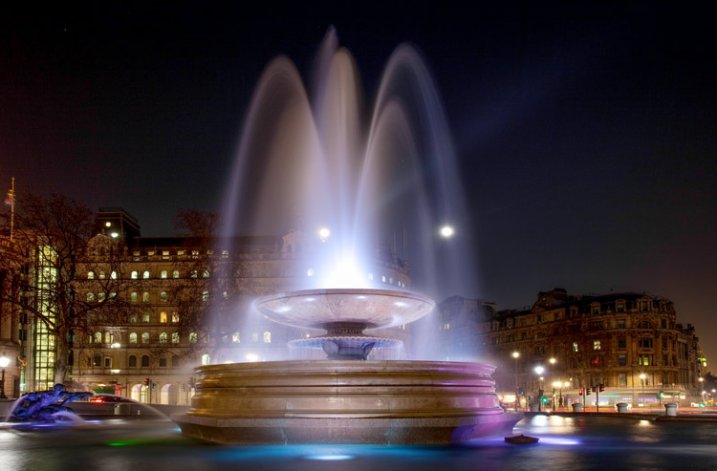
[173,360,522,445]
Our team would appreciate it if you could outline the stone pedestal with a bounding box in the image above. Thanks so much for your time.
[664,403,678,416]
[174,360,522,444]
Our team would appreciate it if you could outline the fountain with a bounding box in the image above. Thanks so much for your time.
[173,29,520,444]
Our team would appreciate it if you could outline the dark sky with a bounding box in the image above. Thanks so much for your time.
[2,2,716,365]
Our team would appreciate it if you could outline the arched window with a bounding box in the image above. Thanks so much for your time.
[131,271,138,279]
[87,271,95,280]
[94,332,102,343]
[171,332,180,344]
[129,332,138,344]
[159,332,168,344]
[160,270,168,279]
[141,355,150,367]
[189,332,198,344]
[86,293,95,303]
[171,312,179,323]
[104,332,112,344]
[142,332,150,344]
[172,270,180,279]
[160,291,168,302]
[130,292,138,303]
[263,331,272,343]
[160,312,168,323]
[201,354,211,365]
[128,355,137,368]
[110,271,117,280]
[143,270,150,279]
[142,292,150,303]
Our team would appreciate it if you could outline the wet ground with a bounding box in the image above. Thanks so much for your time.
[1,413,716,471]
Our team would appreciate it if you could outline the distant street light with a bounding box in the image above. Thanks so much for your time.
[438,225,455,239]
[317,227,331,242]
[534,365,545,411]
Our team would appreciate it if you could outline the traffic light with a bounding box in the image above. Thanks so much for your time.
[541,395,549,405]
[144,377,150,386]
[599,383,605,392]
[578,388,584,396]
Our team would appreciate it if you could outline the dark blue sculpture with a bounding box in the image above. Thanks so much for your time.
[10,384,92,423]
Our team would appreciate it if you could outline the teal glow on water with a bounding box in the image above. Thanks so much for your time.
[1,416,717,470]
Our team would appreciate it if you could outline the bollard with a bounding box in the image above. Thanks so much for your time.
[616,402,629,413]
[664,403,677,416]
[571,403,583,412]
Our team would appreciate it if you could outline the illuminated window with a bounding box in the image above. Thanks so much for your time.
[172,270,180,278]
[142,292,150,303]
[129,314,138,324]
[94,332,102,343]
[87,271,95,280]
[171,312,179,323]
[232,332,240,343]
[86,293,95,303]
[130,292,138,303]
[99,271,106,279]
[202,291,209,302]
[161,270,168,279]
[191,270,198,278]
[142,313,150,323]
[162,250,170,259]
[189,332,198,344]
[177,250,186,256]
[201,354,210,365]
[593,340,602,351]
[110,271,117,280]
[129,332,138,344]
[104,332,112,344]
[572,342,579,352]
[171,332,179,344]
[160,312,168,323]
[221,250,229,258]
[141,332,150,344]
[202,270,210,278]
[131,271,138,279]
[159,332,168,344]
[143,271,150,279]
[263,331,272,343]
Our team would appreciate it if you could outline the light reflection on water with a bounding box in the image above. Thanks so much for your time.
[0,416,716,470]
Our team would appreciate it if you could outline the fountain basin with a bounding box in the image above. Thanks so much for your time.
[255,288,435,330]
[173,360,521,444]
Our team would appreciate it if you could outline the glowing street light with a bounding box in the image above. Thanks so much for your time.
[438,225,455,239]
[317,227,331,242]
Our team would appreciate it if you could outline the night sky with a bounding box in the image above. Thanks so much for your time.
[2,3,716,364]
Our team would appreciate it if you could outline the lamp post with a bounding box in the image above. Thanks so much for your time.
[512,351,520,409]
[534,365,545,411]
[0,355,10,399]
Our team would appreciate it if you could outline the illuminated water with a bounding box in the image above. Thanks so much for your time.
[2,415,716,470]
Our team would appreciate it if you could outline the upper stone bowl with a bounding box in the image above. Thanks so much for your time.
[254,288,435,331]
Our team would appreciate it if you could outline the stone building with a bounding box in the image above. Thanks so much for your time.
[439,288,705,407]
[27,208,411,404]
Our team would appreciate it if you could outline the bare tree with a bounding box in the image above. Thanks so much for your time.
[0,193,135,386]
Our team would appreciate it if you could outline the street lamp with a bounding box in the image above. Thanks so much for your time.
[534,365,545,411]
[511,351,520,409]
[0,355,10,399]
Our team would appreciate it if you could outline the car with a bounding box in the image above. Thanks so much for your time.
[86,394,135,404]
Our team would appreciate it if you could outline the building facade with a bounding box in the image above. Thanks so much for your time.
[439,288,706,407]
